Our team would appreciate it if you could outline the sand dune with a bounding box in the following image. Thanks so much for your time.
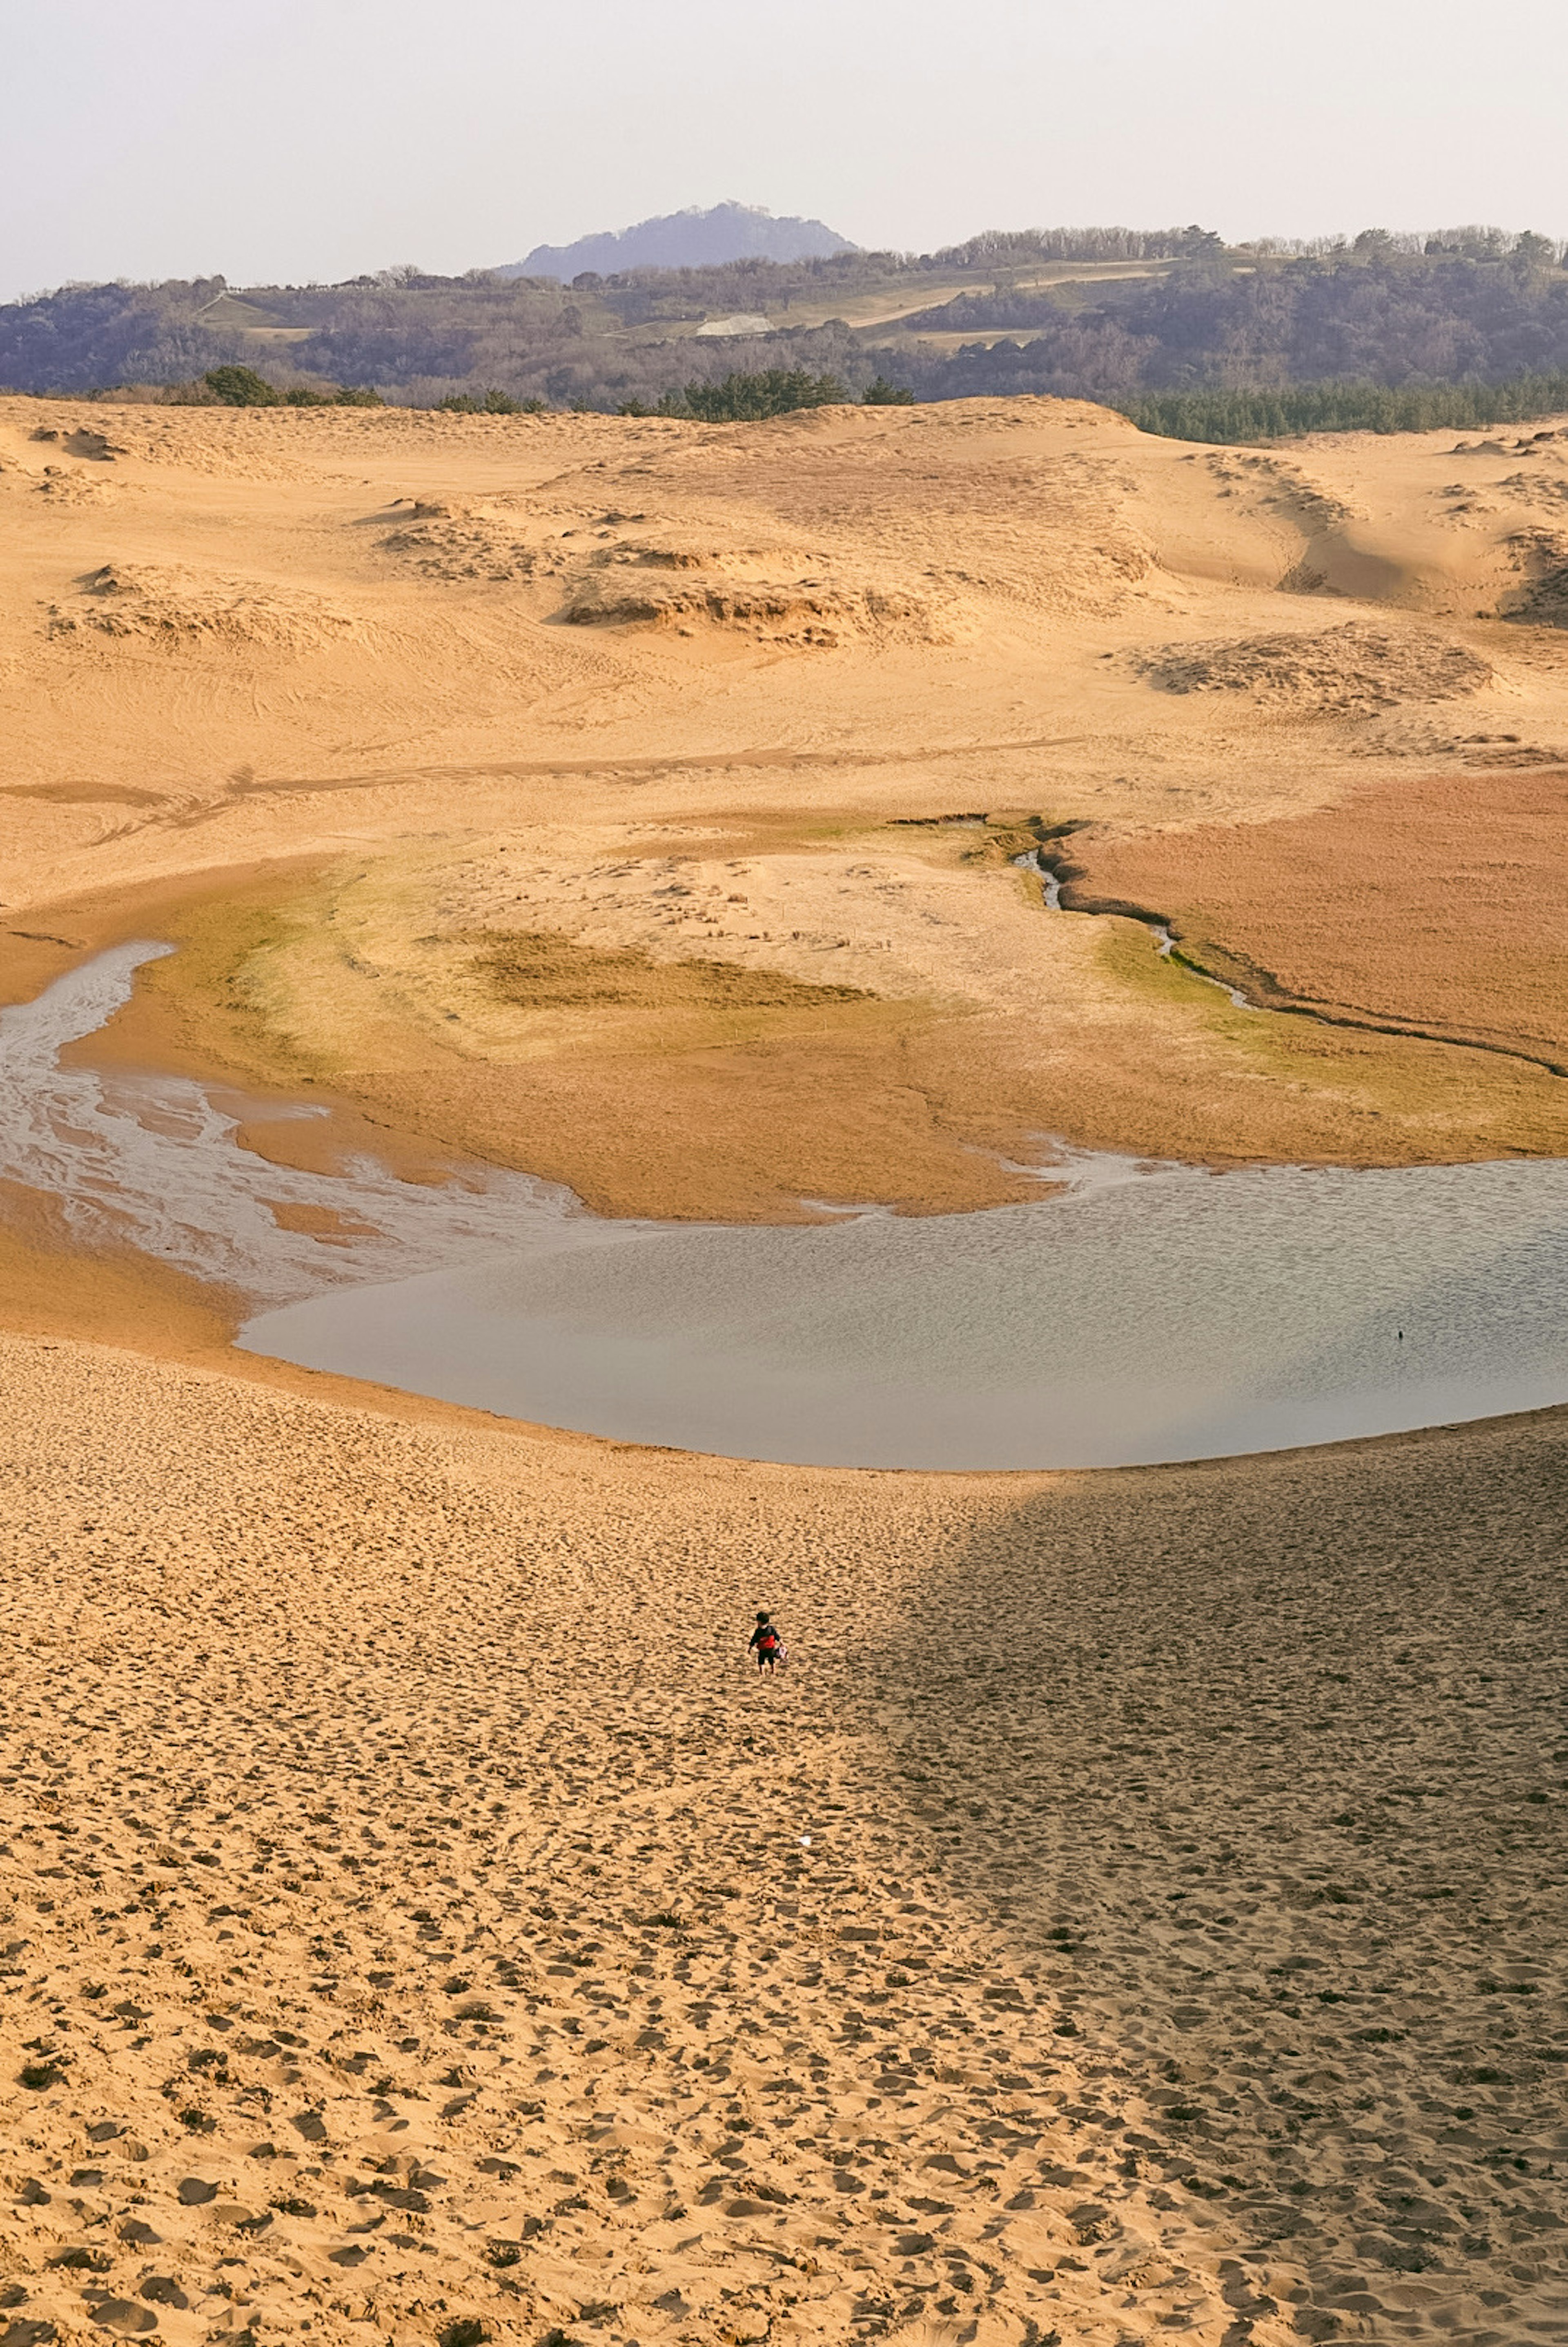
[8,392,1568,841]
[5,393,1568,2343]
[4,1333,1567,2347]
[6,391,1568,1217]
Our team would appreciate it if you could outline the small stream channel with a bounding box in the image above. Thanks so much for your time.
[1016,847,1255,1009]
[1016,841,1568,1076]
[7,942,1568,1470]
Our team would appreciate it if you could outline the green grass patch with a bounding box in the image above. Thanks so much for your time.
[134,873,334,1081]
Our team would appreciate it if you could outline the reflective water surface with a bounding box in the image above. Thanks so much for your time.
[243,1161,1568,1468]
[9,945,1568,1469]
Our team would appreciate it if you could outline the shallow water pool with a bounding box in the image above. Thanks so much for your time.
[9,944,1568,1470]
[241,1156,1568,1468]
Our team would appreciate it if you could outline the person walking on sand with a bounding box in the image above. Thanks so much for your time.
[748,1610,786,1675]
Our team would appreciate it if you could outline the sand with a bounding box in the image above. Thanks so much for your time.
[5,392,1568,2342]
[4,1331,1567,2347]
[7,393,1568,1209]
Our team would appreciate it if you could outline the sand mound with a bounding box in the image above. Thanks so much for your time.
[645,435,1163,621]
[27,467,126,507]
[1200,446,1357,532]
[1496,471,1568,516]
[46,561,357,653]
[30,423,123,462]
[1355,716,1567,767]
[1503,529,1568,626]
[560,538,953,646]
[378,500,551,584]
[379,496,956,646]
[562,570,943,646]
[1133,623,1492,714]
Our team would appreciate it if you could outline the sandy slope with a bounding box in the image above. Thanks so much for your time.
[5,395,1568,2344]
[7,393,1568,858]
[4,1333,1567,2347]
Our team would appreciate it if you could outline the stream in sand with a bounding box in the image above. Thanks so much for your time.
[8,940,1568,1470]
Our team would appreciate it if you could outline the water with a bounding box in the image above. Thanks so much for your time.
[242,1164,1568,1467]
[9,944,1568,1470]
[0,941,581,1304]
[1016,846,1254,1008]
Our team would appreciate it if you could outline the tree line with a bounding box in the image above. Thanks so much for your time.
[7,237,1568,446]
[892,254,1568,410]
[618,370,911,419]
[201,365,382,407]
[1116,375,1568,442]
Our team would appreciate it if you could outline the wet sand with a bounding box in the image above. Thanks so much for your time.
[3,1330,1566,2347]
[14,939,1568,1472]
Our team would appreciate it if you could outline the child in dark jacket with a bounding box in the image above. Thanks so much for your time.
[748,1611,784,1674]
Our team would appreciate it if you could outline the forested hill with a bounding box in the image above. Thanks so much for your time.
[5,227,1568,432]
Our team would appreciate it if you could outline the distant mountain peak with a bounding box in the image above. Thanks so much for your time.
[498,201,858,282]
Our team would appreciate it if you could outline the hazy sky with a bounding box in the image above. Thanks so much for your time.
[5,0,1565,298]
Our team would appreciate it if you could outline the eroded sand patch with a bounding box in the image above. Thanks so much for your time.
[45,561,359,654]
[1130,623,1492,713]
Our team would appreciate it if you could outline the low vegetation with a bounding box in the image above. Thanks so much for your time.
[473,929,869,1011]
[435,387,546,415]
[1117,375,1568,442]
[617,368,909,420]
[203,365,382,408]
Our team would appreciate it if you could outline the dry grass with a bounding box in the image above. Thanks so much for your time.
[1072,767,1568,1069]
[470,929,870,1014]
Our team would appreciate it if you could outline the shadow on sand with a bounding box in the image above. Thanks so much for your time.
[871,1413,1568,2337]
